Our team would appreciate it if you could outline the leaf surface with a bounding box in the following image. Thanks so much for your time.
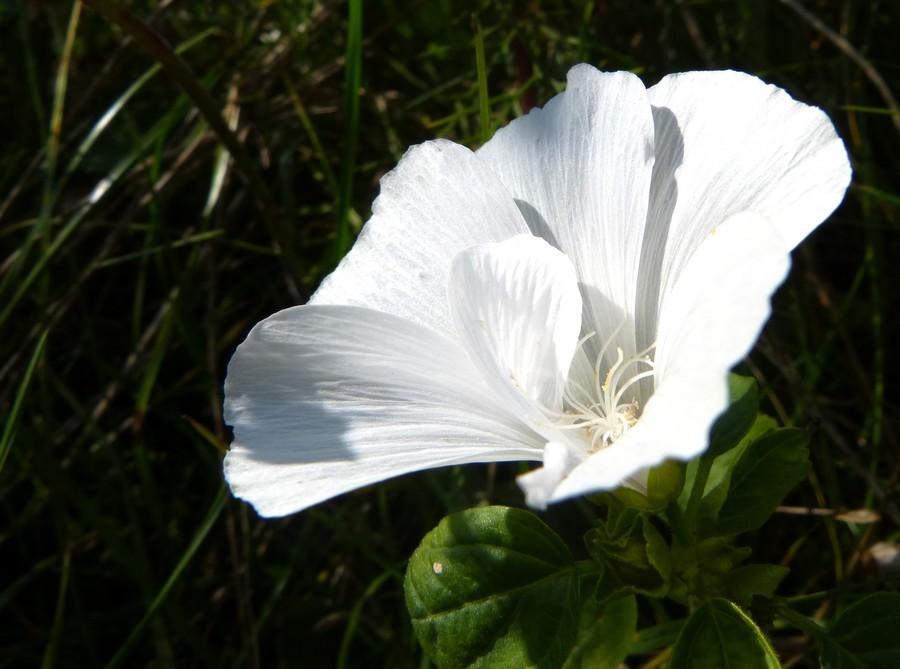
[670,598,779,669]
[819,592,900,668]
[405,506,579,669]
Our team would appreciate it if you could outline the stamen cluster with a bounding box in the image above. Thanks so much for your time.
[552,331,655,452]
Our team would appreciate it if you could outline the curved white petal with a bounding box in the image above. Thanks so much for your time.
[310,140,530,341]
[642,70,851,333]
[448,235,582,440]
[547,212,792,502]
[224,305,543,517]
[476,65,655,360]
[650,211,791,456]
[517,442,584,510]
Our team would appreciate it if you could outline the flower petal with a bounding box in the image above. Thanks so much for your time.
[650,211,791,456]
[517,442,584,510]
[310,140,530,341]
[476,65,656,360]
[448,235,583,439]
[642,70,851,337]
[224,305,543,517]
[548,211,792,502]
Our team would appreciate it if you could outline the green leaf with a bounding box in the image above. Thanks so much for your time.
[720,564,790,607]
[690,414,777,528]
[703,414,778,497]
[628,618,685,655]
[819,592,900,668]
[562,592,636,669]
[670,598,780,669]
[585,512,672,597]
[708,374,760,458]
[711,428,810,536]
[676,377,765,546]
[643,520,674,592]
[405,506,579,669]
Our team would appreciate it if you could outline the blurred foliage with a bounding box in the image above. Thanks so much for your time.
[0,0,898,667]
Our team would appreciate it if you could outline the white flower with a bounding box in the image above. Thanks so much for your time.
[224,65,851,516]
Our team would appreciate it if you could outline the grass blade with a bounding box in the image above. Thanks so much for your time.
[472,15,491,144]
[80,0,299,282]
[0,90,197,331]
[0,2,81,303]
[332,0,362,265]
[0,329,48,474]
[105,485,228,669]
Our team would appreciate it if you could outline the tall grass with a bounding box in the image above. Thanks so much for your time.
[1,1,898,666]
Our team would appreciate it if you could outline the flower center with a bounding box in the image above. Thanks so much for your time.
[550,332,656,452]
